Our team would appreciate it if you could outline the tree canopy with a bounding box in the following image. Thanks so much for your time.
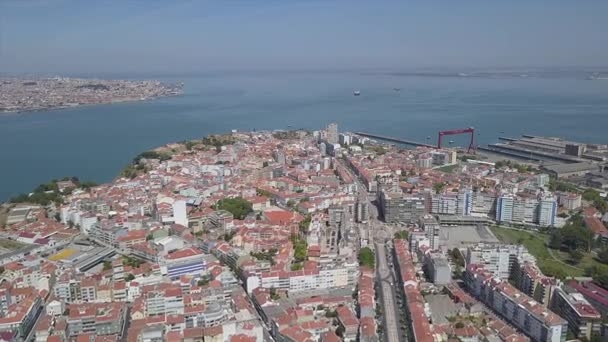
[394,231,409,240]
[494,160,530,173]
[215,197,253,220]
[299,215,312,233]
[358,247,375,269]
[583,189,608,213]
[291,234,308,262]
[9,177,94,206]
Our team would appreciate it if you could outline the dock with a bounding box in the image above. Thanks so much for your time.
[355,132,435,148]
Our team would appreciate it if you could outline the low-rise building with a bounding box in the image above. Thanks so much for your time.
[66,302,127,338]
[160,247,207,280]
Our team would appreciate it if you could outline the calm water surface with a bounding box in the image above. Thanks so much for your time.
[1,71,607,200]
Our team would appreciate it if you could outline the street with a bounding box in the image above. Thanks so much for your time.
[376,241,401,342]
[340,157,406,341]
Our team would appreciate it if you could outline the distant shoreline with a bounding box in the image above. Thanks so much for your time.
[0,93,183,115]
[0,77,183,114]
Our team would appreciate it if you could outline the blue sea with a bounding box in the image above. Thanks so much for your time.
[1,70,608,201]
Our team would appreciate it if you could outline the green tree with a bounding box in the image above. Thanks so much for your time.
[583,189,608,213]
[358,247,375,269]
[394,231,409,240]
[561,223,594,252]
[102,260,113,271]
[450,248,465,267]
[569,249,584,264]
[598,248,608,264]
[325,309,338,318]
[223,231,236,242]
[215,197,253,220]
[299,215,312,233]
[292,236,308,262]
[197,275,211,287]
[133,150,171,163]
[433,182,446,194]
[125,273,135,281]
[269,287,280,300]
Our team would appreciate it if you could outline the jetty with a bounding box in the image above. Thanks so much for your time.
[355,132,434,148]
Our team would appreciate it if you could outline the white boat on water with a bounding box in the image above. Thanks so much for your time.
[353,90,361,96]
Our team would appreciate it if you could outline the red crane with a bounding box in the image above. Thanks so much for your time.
[438,127,476,153]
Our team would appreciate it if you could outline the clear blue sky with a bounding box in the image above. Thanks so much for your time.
[1,0,607,74]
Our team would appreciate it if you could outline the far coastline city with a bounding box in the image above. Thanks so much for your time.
[1,2,608,342]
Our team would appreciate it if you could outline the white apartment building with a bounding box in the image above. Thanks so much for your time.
[465,265,567,342]
[465,243,530,279]
[497,193,557,226]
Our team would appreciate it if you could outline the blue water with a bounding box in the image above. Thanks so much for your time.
[1,71,607,201]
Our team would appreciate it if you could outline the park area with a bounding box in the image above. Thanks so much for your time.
[0,238,26,251]
[490,226,605,278]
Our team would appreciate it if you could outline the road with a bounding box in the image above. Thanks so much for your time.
[376,241,401,342]
[340,157,405,341]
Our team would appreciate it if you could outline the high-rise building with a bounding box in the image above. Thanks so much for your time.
[420,215,440,250]
[536,174,550,188]
[429,189,473,216]
[328,206,346,227]
[457,189,473,216]
[557,192,582,211]
[326,123,339,144]
[431,193,458,215]
[565,144,585,157]
[430,151,449,166]
[497,193,557,226]
[339,133,351,146]
[378,190,425,223]
[539,195,558,226]
[416,154,433,169]
[355,201,369,223]
[319,142,327,156]
[471,191,497,217]
[466,243,531,279]
[511,260,558,305]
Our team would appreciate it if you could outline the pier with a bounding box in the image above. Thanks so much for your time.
[355,132,435,148]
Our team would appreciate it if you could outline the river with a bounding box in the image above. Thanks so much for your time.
[1,71,607,200]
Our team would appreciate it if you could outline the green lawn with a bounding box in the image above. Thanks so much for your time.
[0,238,25,250]
[489,226,586,278]
[435,164,459,173]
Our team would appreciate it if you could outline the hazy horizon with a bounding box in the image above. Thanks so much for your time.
[1,0,608,74]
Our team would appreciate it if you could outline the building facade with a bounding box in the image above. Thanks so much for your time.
[379,191,425,223]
